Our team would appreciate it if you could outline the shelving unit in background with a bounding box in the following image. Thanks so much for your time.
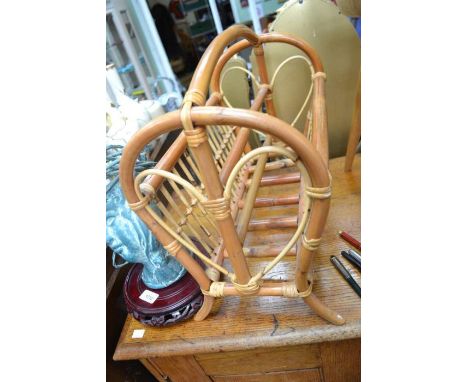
[106,3,154,99]
[106,0,182,101]
[230,0,285,33]
[180,0,218,58]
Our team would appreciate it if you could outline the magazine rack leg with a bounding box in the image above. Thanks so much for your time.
[304,294,345,325]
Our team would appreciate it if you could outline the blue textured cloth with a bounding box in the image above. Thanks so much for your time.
[106,185,186,289]
[106,145,186,289]
[350,17,361,38]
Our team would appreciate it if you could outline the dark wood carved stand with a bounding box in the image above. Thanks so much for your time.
[124,264,203,327]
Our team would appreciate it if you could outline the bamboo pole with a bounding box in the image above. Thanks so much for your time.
[195,151,251,321]
[311,75,329,166]
[184,129,252,284]
[229,162,251,226]
[219,85,269,185]
[248,216,297,231]
[235,44,277,243]
[245,172,301,187]
[224,245,295,258]
[221,282,296,296]
[243,245,295,258]
[238,195,299,209]
[246,158,294,173]
[237,136,272,240]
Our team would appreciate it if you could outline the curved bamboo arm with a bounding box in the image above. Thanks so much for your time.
[210,32,325,94]
[120,107,330,195]
[209,32,328,166]
[185,24,259,106]
[119,113,212,291]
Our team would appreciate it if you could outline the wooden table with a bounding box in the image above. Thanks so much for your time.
[114,155,361,382]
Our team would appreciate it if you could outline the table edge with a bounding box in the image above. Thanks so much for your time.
[114,318,361,360]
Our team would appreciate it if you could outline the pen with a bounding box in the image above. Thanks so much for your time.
[341,249,361,271]
[330,256,361,297]
[338,230,361,251]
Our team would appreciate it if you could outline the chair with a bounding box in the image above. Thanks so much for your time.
[253,0,361,159]
[119,25,345,325]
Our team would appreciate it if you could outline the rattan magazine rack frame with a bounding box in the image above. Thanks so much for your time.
[119,25,344,325]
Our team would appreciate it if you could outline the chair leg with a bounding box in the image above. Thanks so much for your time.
[303,293,345,325]
[344,73,361,172]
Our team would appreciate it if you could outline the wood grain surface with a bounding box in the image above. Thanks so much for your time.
[146,355,211,382]
[145,341,359,382]
[211,368,322,382]
[114,155,360,360]
[320,339,361,382]
[195,344,322,375]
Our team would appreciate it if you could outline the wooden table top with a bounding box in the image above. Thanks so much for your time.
[114,155,360,360]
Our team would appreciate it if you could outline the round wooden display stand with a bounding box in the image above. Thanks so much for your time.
[124,263,203,327]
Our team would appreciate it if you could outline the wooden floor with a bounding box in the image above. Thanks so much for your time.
[114,155,361,366]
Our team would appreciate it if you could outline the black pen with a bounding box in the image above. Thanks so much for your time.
[330,256,361,297]
[341,249,361,271]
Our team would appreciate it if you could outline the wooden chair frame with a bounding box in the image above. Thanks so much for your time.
[119,25,344,325]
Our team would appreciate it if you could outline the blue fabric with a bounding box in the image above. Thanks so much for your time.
[350,17,361,38]
[106,145,186,289]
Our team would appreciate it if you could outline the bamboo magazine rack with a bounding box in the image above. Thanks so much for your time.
[119,25,344,325]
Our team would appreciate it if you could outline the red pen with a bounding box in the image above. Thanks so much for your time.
[338,231,361,251]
